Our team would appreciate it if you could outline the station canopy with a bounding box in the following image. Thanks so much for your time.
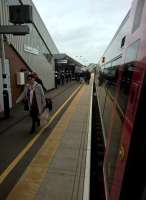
[54,54,84,72]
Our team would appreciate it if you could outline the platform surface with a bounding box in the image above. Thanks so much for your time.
[7,78,93,200]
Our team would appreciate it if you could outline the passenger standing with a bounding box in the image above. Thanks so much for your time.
[85,70,91,84]
[68,71,72,82]
[55,71,58,88]
[65,71,69,83]
[61,71,65,85]
[57,71,61,86]
[16,74,46,134]
[80,71,84,83]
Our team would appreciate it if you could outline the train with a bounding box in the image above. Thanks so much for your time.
[95,0,146,199]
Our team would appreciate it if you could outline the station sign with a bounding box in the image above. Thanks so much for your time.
[24,45,39,55]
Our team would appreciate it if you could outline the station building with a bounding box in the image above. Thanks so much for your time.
[54,53,84,75]
[0,0,59,112]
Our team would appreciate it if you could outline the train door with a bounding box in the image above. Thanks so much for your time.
[109,63,144,200]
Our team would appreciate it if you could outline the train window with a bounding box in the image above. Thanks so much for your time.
[102,66,119,139]
[102,56,106,63]
[125,40,140,63]
[118,64,134,112]
[121,36,126,48]
[132,0,145,33]
[103,67,118,96]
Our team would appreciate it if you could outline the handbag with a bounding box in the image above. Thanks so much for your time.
[45,98,53,111]
[39,109,49,126]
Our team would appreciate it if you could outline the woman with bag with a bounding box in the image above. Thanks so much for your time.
[16,74,46,134]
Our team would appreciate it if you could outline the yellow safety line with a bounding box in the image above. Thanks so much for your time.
[7,85,86,200]
[0,85,82,185]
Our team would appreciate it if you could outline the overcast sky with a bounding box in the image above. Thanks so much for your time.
[33,0,133,65]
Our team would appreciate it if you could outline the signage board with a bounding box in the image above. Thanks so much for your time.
[24,45,39,55]
[56,59,68,64]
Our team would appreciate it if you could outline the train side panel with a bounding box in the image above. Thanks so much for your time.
[95,0,146,199]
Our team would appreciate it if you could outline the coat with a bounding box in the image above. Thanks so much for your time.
[16,82,46,115]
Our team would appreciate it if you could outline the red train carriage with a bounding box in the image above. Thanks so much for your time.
[95,0,146,199]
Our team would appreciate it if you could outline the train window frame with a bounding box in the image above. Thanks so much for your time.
[132,0,145,33]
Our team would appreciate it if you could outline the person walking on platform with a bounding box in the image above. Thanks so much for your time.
[55,71,58,88]
[60,71,65,85]
[65,71,69,83]
[68,71,72,82]
[32,72,47,92]
[16,74,46,134]
[85,70,91,84]
[79,71,85,83]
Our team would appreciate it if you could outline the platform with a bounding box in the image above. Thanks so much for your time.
[7,77,93,200]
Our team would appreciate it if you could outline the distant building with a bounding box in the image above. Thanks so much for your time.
[54,53,83,76]
[87,63,98,71]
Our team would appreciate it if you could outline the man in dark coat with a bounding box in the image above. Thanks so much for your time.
[32,72,47,92]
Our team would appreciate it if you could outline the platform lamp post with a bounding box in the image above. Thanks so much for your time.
[0,2,32,118]
[0,14,10,118]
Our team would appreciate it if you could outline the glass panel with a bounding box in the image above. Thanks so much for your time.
[105,63,134,193]
[103,67,118,97]
[118,64,133,112]
[102,66,119,139]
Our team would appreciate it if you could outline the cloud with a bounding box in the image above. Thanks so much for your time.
[33,0,133,64]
